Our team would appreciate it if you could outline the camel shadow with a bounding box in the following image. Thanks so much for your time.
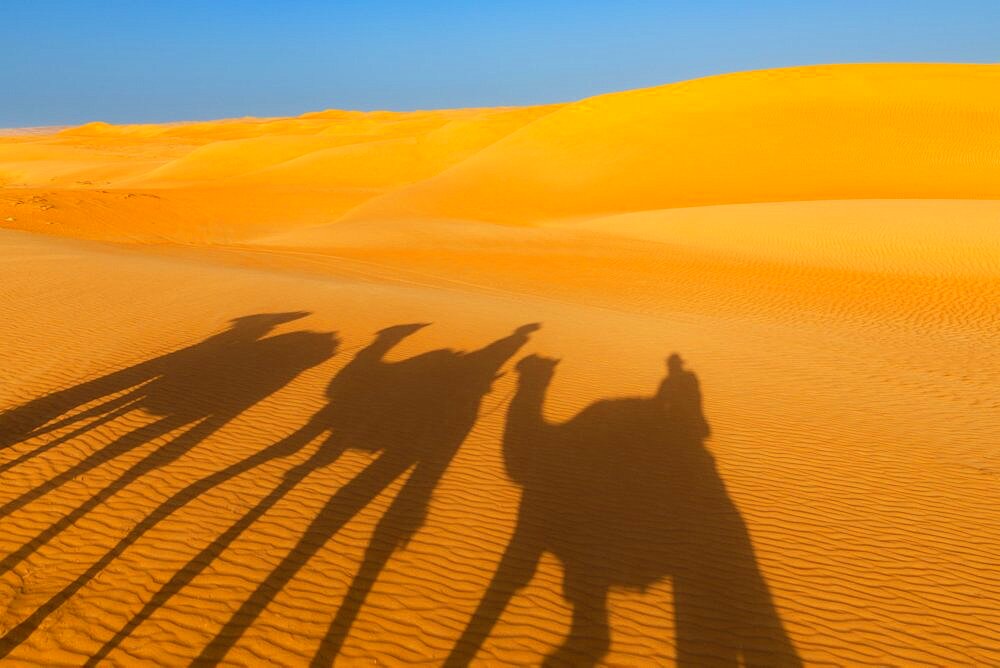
[1,312,314,453]
[0,312,336,658]
[83,322,539,667]
[446,353,801,667]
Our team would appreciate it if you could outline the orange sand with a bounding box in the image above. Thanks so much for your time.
[1,64,998,665]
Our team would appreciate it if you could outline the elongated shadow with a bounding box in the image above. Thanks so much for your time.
[0,313,335,658]
[0,312,307,452]
[84,322,538,667]
[446,354,801,667]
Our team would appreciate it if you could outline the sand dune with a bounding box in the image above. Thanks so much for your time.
[2,64,999,665]
[347,64,1000,224]
[0,105,554,242]
[5,64,1000,241]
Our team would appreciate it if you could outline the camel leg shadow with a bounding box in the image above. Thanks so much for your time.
[85,424,348,667]
[0,398,141,476]
[189,452,414,666]
[0,414,332,660]
[445,523,543,667]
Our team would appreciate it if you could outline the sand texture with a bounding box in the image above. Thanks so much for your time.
[1,64,999,666]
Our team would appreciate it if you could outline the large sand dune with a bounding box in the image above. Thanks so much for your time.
[1,64,998,665]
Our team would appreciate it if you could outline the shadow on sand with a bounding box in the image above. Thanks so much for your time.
[86,321,539,666]
[1,320,799,666]
[445,353,801,667]
[0,312,336,656]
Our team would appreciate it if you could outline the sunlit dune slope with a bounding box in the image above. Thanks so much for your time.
[3,63,1000,241]
[349,63,1000,223]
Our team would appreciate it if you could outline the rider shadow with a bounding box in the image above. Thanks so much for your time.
[85,322,539,667]
[0,312,335,585]
[446,353,801,667]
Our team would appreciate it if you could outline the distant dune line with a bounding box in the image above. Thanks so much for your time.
[3,63,1000,242]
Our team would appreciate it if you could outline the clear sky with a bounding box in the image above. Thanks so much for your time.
[3,1,999,127]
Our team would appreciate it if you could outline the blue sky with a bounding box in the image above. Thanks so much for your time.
[2,1,999,126]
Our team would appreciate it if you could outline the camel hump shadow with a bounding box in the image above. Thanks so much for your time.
[140,328,336,419]
[318,322,540,459]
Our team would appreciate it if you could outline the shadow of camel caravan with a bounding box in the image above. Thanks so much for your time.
[447,353,801,667]
[85,322,539,667]
[0,313,336,658]
[1,324,797,665]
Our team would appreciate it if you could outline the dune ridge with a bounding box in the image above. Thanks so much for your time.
[3,63,1000,242]
[2,63,999,665]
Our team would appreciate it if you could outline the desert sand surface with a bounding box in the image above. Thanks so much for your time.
[1,64,998,666]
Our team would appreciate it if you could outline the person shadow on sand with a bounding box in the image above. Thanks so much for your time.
[0,313,335,581]
[85,322,539,667]
[445,353,801,667]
